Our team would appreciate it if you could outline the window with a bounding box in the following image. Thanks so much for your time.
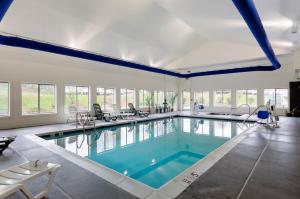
[214,90,231,107]
[154,90,164,106]
[236,89,257,107]
[264,89,288,108]
[182,91,191,110]
[22,83,56,115]
[139,90,151,108]
[194,91,209,107]
[167,91,177,110]
[65,86,89,113]
[0,82,9,116]
[120,89,135,109]
[96,87,115,110]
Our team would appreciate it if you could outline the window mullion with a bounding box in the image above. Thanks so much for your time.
[104,88,106,109]
[76,86,78,109]
[38,84,41,113]
[274,88,277,107]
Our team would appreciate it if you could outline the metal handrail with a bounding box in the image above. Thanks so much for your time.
[242,105,268,123]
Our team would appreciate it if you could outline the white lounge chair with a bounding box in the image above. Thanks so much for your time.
[0,161,60,199]
[111,104,134,120]
[67,105,96,127]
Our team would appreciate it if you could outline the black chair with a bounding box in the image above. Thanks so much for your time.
[0,136,15,154]
[128,103,149,117]
[93,103,117,122]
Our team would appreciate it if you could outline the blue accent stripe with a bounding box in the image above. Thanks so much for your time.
[0,0,13,22]
[0,0,280,78]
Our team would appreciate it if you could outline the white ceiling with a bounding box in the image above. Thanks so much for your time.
[0,0,299,73]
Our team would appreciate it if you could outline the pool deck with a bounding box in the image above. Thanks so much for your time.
[1,112,299,199]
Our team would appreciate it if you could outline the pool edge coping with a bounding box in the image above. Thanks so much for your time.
[25,115,257,198]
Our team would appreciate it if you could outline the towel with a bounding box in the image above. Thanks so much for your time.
[28,160,48,169]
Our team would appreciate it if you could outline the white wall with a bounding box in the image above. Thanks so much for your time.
[178,54,296,115]
[0,46,179,129]
[0,46,299,130]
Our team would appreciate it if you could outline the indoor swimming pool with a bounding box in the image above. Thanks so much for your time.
[42,117,252,189]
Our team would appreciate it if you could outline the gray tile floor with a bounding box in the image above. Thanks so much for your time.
[1,115,300,199]
[177,117,300,199]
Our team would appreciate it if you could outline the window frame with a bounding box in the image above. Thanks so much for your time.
[120,88,135,110]
[194,90,210,107]
[0,81,10,117]
[96,87,116,110]
[264,88,289,108]
[236,89,257,107]
[64,85,90,113]
[182,91,191,110]
[214,89,232,107]
[22,83,57,116]
[139,89,151,108]
[153,90,164,106]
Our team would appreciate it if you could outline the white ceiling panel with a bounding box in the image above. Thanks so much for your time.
[0,0,299,72]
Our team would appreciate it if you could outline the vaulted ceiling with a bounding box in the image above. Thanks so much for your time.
[0,0,299,73]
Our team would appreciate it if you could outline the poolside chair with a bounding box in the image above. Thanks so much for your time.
[67,105,95,127]
[128,103,149,117]
[111,104,134,120]
[0,160,60,199]
[0,136,15,154]
[93,103,117,122]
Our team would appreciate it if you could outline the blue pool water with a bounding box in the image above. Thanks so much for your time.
[43,117,249,188]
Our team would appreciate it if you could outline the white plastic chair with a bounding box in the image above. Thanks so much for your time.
[0,161,60,199]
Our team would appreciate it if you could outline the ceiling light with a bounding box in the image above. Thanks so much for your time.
[227,19,293,29]
[273,41,293,48]
[262,20,293,28]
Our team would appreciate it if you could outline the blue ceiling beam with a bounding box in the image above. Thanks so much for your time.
[0,0,13,22]
[0,0,280,78]
[232,0,281,69]
[0,35,183,78]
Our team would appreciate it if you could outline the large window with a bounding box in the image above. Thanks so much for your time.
[0,82,9,116]
[214,90,231,107]
[65,86,89,113]
[167,91,177,110]
[120,89,135,109]
[194,91,209,107]
[264,89,288,108]
[154,90,164,106]
[96,87,115,110]
[22,83,56,115]
[182,91,191,110]
[139,90,151,108]
[236,89,257,107]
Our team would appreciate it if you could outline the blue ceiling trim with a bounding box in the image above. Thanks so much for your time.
[0,0,13,22]
[185,65,274,78]
[232,0,281,69]
[0,0,280,78]
[0,35,183,78]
